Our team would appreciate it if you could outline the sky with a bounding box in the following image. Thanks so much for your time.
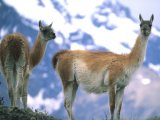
[119,0,160,28]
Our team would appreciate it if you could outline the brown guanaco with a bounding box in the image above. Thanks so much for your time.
[52,14,153,120]
[0,20,56,109]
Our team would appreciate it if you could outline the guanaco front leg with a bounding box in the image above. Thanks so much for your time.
[115,87,125,120]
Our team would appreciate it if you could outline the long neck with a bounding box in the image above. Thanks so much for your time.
[30,32,47,70]
[128,34,149,66]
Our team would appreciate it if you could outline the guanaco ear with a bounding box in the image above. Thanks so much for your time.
[48,22,53,28]
[150,14,154,23]
[139,14,143,22]
[39,20,44,31]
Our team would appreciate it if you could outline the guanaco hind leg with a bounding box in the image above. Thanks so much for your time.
[4,54,17,107]
[22,73,29,109]
[115,87,125,120]
[6,69,16,107]
[16,52,27,108]
[109,86,116,120]
[63,80,78,120]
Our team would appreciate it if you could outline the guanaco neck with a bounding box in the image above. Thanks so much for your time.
[30,32,47,70]
[128,34,149,67]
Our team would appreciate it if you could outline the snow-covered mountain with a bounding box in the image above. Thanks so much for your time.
[0,0,160,120]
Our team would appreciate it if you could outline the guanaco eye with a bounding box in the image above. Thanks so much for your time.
[42,29,47,34]
[50,30,53,33]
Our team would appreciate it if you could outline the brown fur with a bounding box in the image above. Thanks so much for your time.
[0,21,56,109]
[29,21,56,70]
[29,33,46,69]
[54,50,74,87]
[0,33,29,70]
[129,35,146,65]
[53,50,128,86]
[52,50,68,69]
[0,32,30,108]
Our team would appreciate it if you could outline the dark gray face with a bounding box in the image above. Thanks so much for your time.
[39,20,56,41]
[139,14,154,36]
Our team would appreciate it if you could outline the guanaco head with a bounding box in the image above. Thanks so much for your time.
[139,14,154,37]
[39,20,56,41]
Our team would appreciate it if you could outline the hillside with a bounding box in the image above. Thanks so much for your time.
[0,106,58,120]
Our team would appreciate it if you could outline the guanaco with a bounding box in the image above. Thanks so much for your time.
[0,20,56,108]
[52,14,154,120]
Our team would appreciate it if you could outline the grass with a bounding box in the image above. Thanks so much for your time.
[93,113,160,120]
[147,116,160,120]
[0,82,59,120]
[0,106,59,120]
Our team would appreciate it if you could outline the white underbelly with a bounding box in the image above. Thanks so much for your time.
[80,83,109,94]
[75,59,109,94]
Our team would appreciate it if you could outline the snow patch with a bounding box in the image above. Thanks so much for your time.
[28,89,63,114]
[42,73,48,79]
[149,63,160,73]
[141,78,151,85]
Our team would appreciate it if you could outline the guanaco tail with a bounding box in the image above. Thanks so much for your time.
[52,14,154,120]
[0,20,56,108]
